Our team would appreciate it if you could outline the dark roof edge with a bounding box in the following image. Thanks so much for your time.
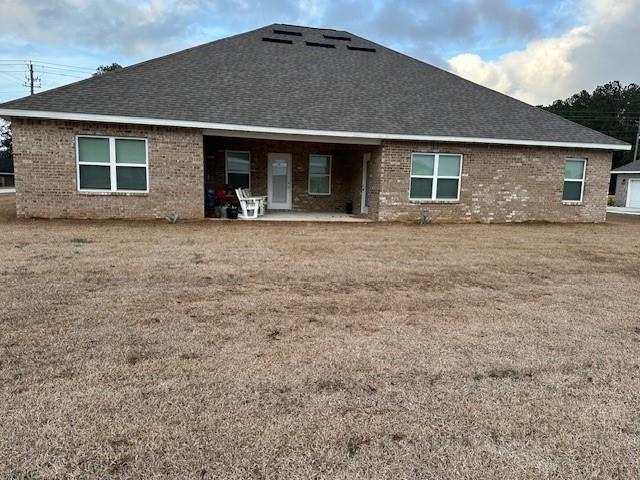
[0,108,631,151]
[611,161,640,173]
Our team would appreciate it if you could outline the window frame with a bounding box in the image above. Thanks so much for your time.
[0,173,14,191]
[409,152,463,202]
[225,150,251,190]
[76,135,149,194]
[562,158,587,204]
[308,154,332,196]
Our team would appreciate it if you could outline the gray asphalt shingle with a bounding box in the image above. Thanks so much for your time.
[612,161,640,172]
[0,24,628,147]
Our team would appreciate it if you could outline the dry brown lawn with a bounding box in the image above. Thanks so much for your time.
[2,197,640,479]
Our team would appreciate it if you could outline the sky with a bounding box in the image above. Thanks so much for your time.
[0,0,638,106]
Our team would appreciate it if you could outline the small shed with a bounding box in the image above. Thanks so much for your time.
[612,161,640,208]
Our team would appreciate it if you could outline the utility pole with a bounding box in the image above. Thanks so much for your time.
[29,62,34,95]
[634,120,640,163]
[23,61,40,96]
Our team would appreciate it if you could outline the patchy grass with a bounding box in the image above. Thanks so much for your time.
[1,201,640,478]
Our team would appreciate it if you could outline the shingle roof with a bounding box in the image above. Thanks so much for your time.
[612,161,640,173]
[0,24,629,148]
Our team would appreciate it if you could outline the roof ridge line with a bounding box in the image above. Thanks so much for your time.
[274,23,346,33]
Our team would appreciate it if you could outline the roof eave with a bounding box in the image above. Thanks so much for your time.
[0,108,632,151]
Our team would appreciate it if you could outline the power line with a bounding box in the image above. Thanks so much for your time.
[36,64,92,74]
[37,70,87,79]
[0,59,94,72]
[28,61,94,72]
[0,72,24,84]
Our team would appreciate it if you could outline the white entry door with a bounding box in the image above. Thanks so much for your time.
[361,153,370,214]
[268,153,292,210]
[628,179,640,208]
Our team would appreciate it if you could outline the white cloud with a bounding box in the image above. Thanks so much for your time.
[447,0,640,105]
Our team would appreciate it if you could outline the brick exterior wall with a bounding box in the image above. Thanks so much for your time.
[614,173,640,207]
[10,118,613,222]
[373,141,612,223]
[12,118,203,219]
[204,136,375,213]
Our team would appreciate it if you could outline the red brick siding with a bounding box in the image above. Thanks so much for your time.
[374,141,611,223]
[10,119,612,222]
[11,118,203,219]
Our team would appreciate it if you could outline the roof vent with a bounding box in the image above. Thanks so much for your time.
[262,37,293,44]
[273,29,303,36]
[323,34,351,41]
[347,45,376,52]
[305,41,336,49]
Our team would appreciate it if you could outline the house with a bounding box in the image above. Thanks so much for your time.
[611,161,640,209]
[0,24,631,222]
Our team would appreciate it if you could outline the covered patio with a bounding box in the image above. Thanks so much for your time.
[203,134,379,220]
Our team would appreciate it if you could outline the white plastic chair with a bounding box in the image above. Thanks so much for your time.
[240,188,267,216]
[235,188,260,219]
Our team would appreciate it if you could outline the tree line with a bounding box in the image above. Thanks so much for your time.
[540,81,640,169]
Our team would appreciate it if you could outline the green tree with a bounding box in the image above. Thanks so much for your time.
[541,81,640,170]
[93,63,123,76]
[0,121,12,175]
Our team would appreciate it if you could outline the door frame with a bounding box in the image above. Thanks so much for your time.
[267,152,292,210]
[626,178,640,208]
[361,153,370,214]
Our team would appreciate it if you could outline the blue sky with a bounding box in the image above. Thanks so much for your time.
[0,0,637,105]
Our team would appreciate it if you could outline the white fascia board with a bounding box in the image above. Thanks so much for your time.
[202,129,381,145]
[0,108,632,151]
[611,171,640,174]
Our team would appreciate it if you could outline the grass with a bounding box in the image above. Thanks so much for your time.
[1,196,640,478]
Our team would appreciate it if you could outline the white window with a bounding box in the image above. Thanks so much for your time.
[309,154,331,195]
[76,136,148,192]
[410,153,462,201]
[562,159,586,203]
[225,151,251,189]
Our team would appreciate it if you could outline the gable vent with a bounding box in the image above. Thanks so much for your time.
[323,34,351,41]
[273,29,303,36]
[347,45,376,52]
[262,37,293,44]
[305,41,336,49]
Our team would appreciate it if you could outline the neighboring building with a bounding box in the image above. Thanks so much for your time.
[0,24,630,222]
[612,161,640,209]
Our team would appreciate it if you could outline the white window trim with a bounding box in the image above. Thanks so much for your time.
[409,152,463,202]
[562,158,586,204]
[76,135,149,194]
[308,154,332,196]
[225,150,251,189]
